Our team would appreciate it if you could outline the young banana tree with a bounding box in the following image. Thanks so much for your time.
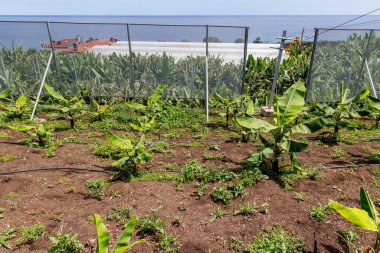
[0,94,30,119]
[104,130,155,179]
[94,214,146,253]
[211,92,251,124]
[234,81,330,174]
[8,121,53,147]
[361,96,380,129]
[44,83,88,128]
[91,99,111,122]
[130,116,156,133]
[126,84,164,119]
[311,83,369,140]
[329,187,380,251]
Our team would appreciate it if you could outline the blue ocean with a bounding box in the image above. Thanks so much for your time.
[0,15,379,48]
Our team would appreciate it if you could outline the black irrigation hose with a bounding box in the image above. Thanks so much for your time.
[0,167,182,176]
[312,163,380,170]
[0,167,112,175]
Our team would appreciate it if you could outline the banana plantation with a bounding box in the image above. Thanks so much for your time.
[0,28,380,253]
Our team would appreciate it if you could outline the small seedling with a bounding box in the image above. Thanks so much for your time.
[85,178,109,200]
[234,202,257,216]
[16,223,45,245]
[309,203,333,222]
[48,232,83,253]
[210,207,224,222]
[172,216,183,227]
[293,192,306,202]
[108,205,132,225]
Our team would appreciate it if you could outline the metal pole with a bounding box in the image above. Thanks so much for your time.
[126,24,135,102]
[205,25,209,122]
[356,30,374,93]
[30,51,53,120]
[241,27,249,95]
[46,22,61,87]
[365,60,377,98]
[305,28,319,103]
[190,64,195,99]
[268,30,287,109]
[0,56,10,88]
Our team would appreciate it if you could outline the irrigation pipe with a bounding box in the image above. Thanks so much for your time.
[311,163,380,170]
[0,167,181,176]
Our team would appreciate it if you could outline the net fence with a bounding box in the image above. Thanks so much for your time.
[0,21,248,100]
[306,28,380,102]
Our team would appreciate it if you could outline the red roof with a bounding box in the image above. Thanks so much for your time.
[47,37,117,53]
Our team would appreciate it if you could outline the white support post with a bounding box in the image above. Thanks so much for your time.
[30,51,53,120]
[365,60,377,98]
[205,25,209,122]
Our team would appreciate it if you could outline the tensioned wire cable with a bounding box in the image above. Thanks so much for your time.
[304,7,380,41]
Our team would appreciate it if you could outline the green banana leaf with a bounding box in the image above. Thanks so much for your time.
[95,214,110,253]
[0,87,12,99]
[234,116,275,132]
[329,200,378,232]
[275,81,306,125]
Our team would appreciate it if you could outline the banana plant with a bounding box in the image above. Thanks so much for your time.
[91,99,111,122]
[359,96,380,129]
[126,84,164,119]
[0,87,12,101]
[1,94,30,119]
[311,84,369,140]
[211,92,251,124]
[234,81,330,174]
[329,187,380,251]
[130,116,156,133]
[104,131,155,179]
[8,121,53,147]
[94,214,146,253]
[44,83,88,128]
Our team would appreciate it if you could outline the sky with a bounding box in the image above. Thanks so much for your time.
[0,0,379,16]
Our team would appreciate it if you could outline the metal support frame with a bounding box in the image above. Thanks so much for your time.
[30,51,53,120]
[268,30,290,109]
[205,25,209,122]
[45,22,61,88]
[365,60,377,98]
[305,28,319,103]
[241,27,249,95]
[126,23,136,102]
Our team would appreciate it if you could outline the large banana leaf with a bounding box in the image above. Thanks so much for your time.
[95,214,110,253]
[280,139,308,152]
[111,216,146,253]
[291,117,331,134]
[275,81,306,125]
[0,87,12,99]
[360,187,379,225]
[104,130,133,150]
[16,94,28,109]
[234,116,275,132]
[44,83,68,105]
[367,96,380,113]
[329,200,378,232]
[8,124,35,132]
[341,89,370,106]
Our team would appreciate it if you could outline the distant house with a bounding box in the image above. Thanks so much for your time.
[46,36,118,53]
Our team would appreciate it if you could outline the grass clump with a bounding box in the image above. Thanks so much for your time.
[17,223,45,245]
[0,155,17,162]
[234,202,257,216]
[107,205,132,225]
[48,232,83,253]
[0,226,17,249]
[309,203,333,222]
[85,178,109,200]
[244,225,305,253]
